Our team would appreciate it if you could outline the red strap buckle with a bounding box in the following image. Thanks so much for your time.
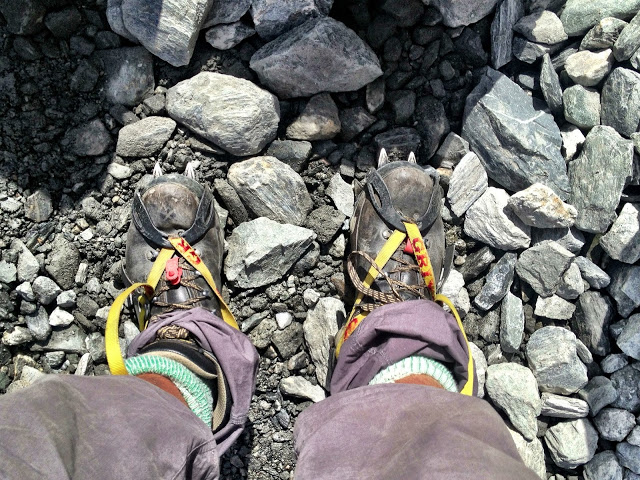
[403,239,414,254]
[165,257,183,285]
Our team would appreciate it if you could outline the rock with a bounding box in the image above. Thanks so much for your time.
[578,376,619,416]
[474,252,517,311]
[248,317,276,347]
[34,324,87,353]
[228,156,312,225]
[250,17,382,99]
[540,54,563,117]
[500,292,524,353]
[479,310,501,343]
[266,140,312,173]
[414,96,450,159]
[544,418,599,469]
[16,282,34,302]
[601,67,640,138]
[440,270,470,317]
[486,363,541,441]
[286,93,341,141]
[559,0,640,37]
[617,442,640,474]
[303,297,343,388]
[305,206,345,244]
[541,392,590,418]
[601,203,640,263]
[469,342,487,398]
[280,375,326,402]
[272,322,303,359]
[594,408,636,441]
[432,133,469,169]
[514,10,568,45]
[565,49,614,87]
[617,314,640,360]
[563,85,601,129]
[464,188,531,251]
[326,173,354,218]
[167,72,280,156]
[0,261,16,284]
[607,262,640,317]
[250,0,330,41]
[601,353,628,374]
[581,17,628,50]
[98,47,154,107]
[534,295,576,320]
[32,276,62,305]
[65,118,111,157]
[25,189,53,223]
[462,68,570,199]
[106,0,136,41]
[526,326,588,394]
[26,306,51,341]
[116,116,176,157]
[2,326,33,346]
[584,450,623,480]
[560,124,586,162]
[556,262,585,300]
[459,246,495,282]
[447,152,488,217]
[339,107,376,142]
[508,183,577,229]
[569,126,634,233]
[531,227,585,254]
[6,366,45,394]
[0,0,46,35]
[106,163,132,180]
[508,428,546,479]
[614,12,640,61]
[628,426,640,446]
[610,365,640,411]
[423,0,500,28]
[44,7,82,39]
[224,217,316,288]
[490,0,525,69]
[574,256,610,289]
[45,236,80,290]
[49,307,75,327]
[205,21,254,50]
[213,179,248,225]
[516,241,574,297]
[275,312,293,330]
[202,0,250,27]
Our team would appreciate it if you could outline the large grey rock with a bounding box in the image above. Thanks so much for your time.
[250,17,382,99]
[462,68,570,199]
[569,126,634,233]
[540,54,563,116]
[572,291,614,356]
[459,246,495,282]
[526,326,588,394]
[617,442,640,474]
[500,292,524,353]
[607,262,640,317]
[563,85,601,130]
[202,0,250,27]
[224,217,316,288]
[584,451,623,480]
[544,418,599,469]
[508,428,546,479]
[205,21,255,50]
[98,47,154,107]
[65,119,111,157]
[167,73,280,156]
[601,203,640,263]
[474,252,517,311]
[34,324,87,353]
[280,375,325,402]
[565,49,614,87]
[516,241,573,297]
[556,262,585,300]
[578,376,620,416]
[464,188,531,251]
[250,0,331,41]
[45,236,80,290]
[228,156,312,225]
[531,226,585,254]
[560,0,640,37]
[541,392,589,418]
[601,67,640,138]
[534,295,576,320]
[486,363,541,441]
[512,37,556,64]
[514,10,568,45]
[574,256,610,289]
[581,17,628,50]
[447,152,488,217]
[594,408,637,441]
[423,0,500,28]
[617,314,640,360]
[286,93,341,141]
[490,0,525,69]
[303,297,344,388]
[508,183,577,229]
[614,12,640,61]
[116,116,176,157]
[610,364,640,412]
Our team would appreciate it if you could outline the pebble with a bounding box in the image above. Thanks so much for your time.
[16,282,35,302]
[25,189,53,223]
[26,306,51,341]
[275,312,293,330]
[303,298,343,388]
[474,252,517,311]
[32,276,62,305]
[49,307,75,327]
[447,152,488,218]
[116,116,176,157]
[2,326,34,346]
[279,376,326,403]
[0,261,17,284]
[560,124,585,162]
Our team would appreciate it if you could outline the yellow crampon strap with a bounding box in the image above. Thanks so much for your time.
[105,237,238,376]
[336,222,474,396]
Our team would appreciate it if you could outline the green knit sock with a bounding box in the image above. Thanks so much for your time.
[369,355,458,392]
[125,355,213,426]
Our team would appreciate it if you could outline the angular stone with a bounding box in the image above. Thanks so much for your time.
[594,408,636,441]
[26,305,50,341]
[224,217,316,288]
[250,17,382,99]
[617,442,640,474]
[628,426,640,446]
[303,297,343,388]
[326,173,354,218]
[280,375,325,402]
[614,12,640,61]
[98,47,154,107]
[479,310,500,343]
[251,0,330,41]
[601,203,640,263]
[508,428,546,479]
[65,119,111,157]
[432,133,469,169]
[447,152,487,218]
[106,163,132,180]
[228,156,312,225]
[545,418,598,469]
[0,0,45,35]
[32,276,62,305]
[106,0,137,41]
[462,68,570,199]
[202,0,250,28]
[474,252,517,311]
[541,392,589,418]
[535,295,576,320]
[556,262,585,300]
[49,307,75,327]
[0,261,16,284]
[45,236,80,290]
[578,376,619,416]
[516,241,573,297]
[514,10,568,45]
[25,189,53,223]
[459,246,495,282]
[563,85,601,129]
[573,291,614,356]
[423,0,499,28]
[286,93,341,141]
[469,342,487,398]
[531,227,585,254]
[617,314,640,360]
[205,21,255,50]
[512,36,554,64]
[2,326,33,346]
[272,322,303,359]
[486,363,541,441]
[500,292,524,354]
[414,96,450,159]
[569,126,634,233]
[34,324,87,354]
[560,124,585,162]
[574,256,610,289]
[339,107,376,142]
[565,49,614,87]
[167,72,279,156]
[304,206,345,244]
[584,450,623,480]
[610,364,640,411]
[601,353,628,374]
[116,116,176,157]
[464,188,531,251]
[526,326,588,394]
[581,17,628,50]
[490,0,525,68]
[601,67,640,138]
[607,262,640,317]
[540,54,563,117]
[508,183,577,229]
[559,0,640,37]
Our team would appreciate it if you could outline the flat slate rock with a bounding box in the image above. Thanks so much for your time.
[601,67,640,138]
[613,11,640,61]
[250,17,382,99]
[607,262,640,317]
[474,252,517,311]
[541,392,590,419]
[514,10,568,45]
[516,240,574,297]
[560,0,640,37]
[490,0,525,69]
[569,126,634,233]
[166,72,280,156]
[581,17,628,50]
[540,53,563,116]
[446,152,488,217]
[600,202,640,263]
[534,294,576,320]
[462,68,570,199]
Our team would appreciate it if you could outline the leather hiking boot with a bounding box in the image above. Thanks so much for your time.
[123,172,224,321]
